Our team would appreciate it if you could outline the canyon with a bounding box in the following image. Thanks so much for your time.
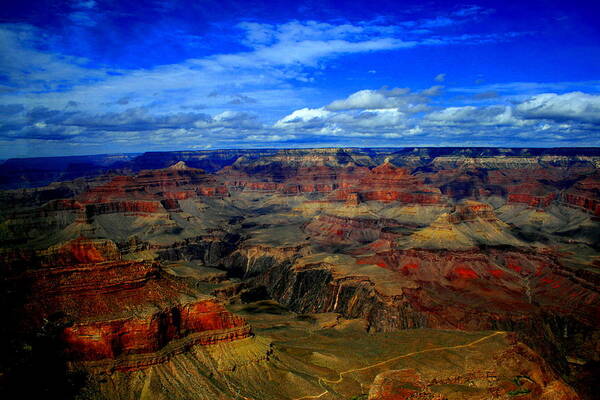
[1,147,599,399]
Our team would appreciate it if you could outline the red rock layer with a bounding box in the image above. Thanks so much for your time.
[82,200,162,218]
[562,174,600,216]
[220,165,369,194]
[305,214,403,244]
[333,189,442,204]
[43,237,121,265]
[358,248,600,329]
[448,201,499,223]
[509,192,557,208]
[0,238,120,268]
[22,259,252,362]
[5,156,599,220]
[223,164,443,204]
[507,182,557,208]
[62,300,250,361]
[78,166,227,204]
[220,159,444,204]
[329,162,443,204]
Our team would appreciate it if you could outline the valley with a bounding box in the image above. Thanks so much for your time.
[1,147,599,399]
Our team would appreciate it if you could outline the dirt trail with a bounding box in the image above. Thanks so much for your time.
[292,331,506,400]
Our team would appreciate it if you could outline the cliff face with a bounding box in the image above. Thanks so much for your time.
[258,261,429,330]
[226,244,598,334]
[368,248,599,329]
[78,164,224,202]
[42,238,121,265]
[61,300,250,361]
[0,238,121,269]
[219,242,597,399]
[10,238,252,371]
[220,156,446,205]
[220,163,370,195]
[447,200,499,222]
[561,174,600,216]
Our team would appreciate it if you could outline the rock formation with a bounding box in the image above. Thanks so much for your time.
[1,147,599,399]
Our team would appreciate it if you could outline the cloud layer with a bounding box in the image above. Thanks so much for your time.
[275,90,600,146]
[0,4,598,157]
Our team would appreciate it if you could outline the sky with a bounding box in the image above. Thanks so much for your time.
[0,0,599,158]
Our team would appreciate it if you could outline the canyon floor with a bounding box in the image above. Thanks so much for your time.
[1,147,599,399]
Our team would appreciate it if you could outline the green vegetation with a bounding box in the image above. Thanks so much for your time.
[508,388,532,396]
[508,375,534,396]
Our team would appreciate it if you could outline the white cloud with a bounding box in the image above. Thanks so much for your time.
[382,125,423,138]
[1,16,597,154]
[211,37,414,68]
[0,24,112,91]
[420,85,444,97]
[327,89,399,110]
[275,103,410,137]
[319,124,343,135]
[424,105,517,125]
[0,20,424,123]
[515,92,600,124]
[326,87,435,112]
[337,108,407,128]
[269,88,600,148]
[245,134,297,142]
[237,20,400,48]
[0,18,521,117]
[407,125,423,135]
[274,107,331,128]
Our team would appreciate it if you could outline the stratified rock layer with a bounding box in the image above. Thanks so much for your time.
[17,250,252,366]
[2,148,600,399]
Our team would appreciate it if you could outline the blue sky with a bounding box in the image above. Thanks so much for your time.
[0,0,599,157]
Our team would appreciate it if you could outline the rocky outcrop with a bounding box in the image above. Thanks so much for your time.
[507,182,558,208]
[561,174,600,216]
[359,248,599,328]
[220,163,369,195]
[157,233,241,265]
[83,200,163,219]
[0,238,121,269]
[326,161,443,204]
[447,200,498,223]
[256,261,428,331]
[62,300,251,361]
[218,154,433,201]
[223,244,305,277]
[17,255,252,367]
[78,165,227,204]
[305,214,403,244]
[221,240,599,392]
[42,237,121,265]
[430,155,599,170]
[252,246,599,334]
[356,189,443,203]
